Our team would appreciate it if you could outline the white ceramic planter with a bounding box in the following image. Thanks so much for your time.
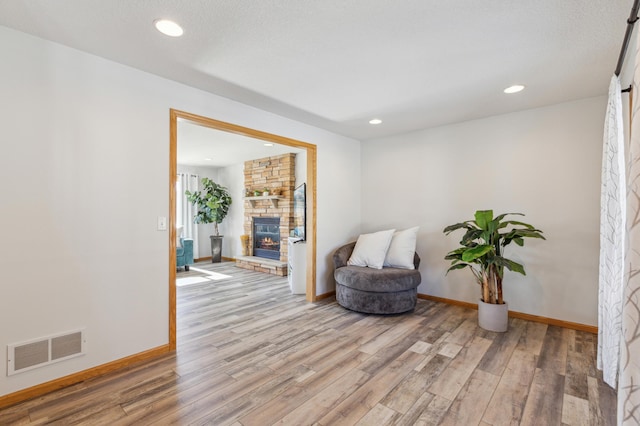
[477,299,509,332]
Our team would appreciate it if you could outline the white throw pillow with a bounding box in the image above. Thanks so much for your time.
[347,229,395,269]
[384,226,419,269]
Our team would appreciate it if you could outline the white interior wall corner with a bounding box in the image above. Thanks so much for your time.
[361,96,606,326]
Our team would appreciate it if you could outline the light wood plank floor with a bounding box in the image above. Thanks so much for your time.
[0,262,616,425]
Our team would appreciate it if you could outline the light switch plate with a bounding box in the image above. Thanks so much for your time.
[157,216,167,231]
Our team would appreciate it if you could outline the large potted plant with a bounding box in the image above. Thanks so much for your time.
[185,177,232,263]
[443,210,545,332]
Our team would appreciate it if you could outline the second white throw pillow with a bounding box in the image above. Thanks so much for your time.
[347,229,396,269]
[384,226,419,269]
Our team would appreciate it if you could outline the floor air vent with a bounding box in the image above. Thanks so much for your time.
[7,329,85,376]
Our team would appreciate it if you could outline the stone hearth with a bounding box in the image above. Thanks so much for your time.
[235,256,287,277]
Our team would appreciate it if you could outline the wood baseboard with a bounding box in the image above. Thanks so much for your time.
[315,291,336,301]
[0,344,171,409]
[418,294,478,310]
[194,256,235,263]
[417,294,597,334]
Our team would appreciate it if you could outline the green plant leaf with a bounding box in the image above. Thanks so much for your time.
[494,212,523,223]
[494,257,526,275]
[487,219,499,239]
[501,220,535,229]
[502,228,545,246]
[474,210,493,230]
[443,222,475,234]
[444,247,467,260]
[462,244,493,262]
[511,229,545,240]
[460,228,483,246]
[446,263,470,274]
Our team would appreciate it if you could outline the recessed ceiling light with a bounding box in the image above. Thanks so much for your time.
[264,143,274,147]
[504,85,525,94]
[154,19,184,37]
[204,158,212,161]
[369,119,382,125]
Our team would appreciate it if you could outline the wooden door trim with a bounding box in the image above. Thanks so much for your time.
[169,109,318,348]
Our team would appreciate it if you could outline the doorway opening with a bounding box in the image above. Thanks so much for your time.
[168,109,318,350]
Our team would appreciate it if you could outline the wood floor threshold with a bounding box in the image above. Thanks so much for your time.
[0,344,171,409]
[418,294,598,334]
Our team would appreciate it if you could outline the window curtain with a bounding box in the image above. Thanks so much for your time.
[619,32,640,425]
[598,75,626,389]
[176,173,200,259]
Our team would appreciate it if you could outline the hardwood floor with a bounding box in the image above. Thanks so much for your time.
[0,262,616,425]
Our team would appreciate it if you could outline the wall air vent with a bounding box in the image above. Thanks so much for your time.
[7,329,86,376]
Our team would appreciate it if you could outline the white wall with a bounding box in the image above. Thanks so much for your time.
[0,26,361,396]
[216,163,244,258]
[295,151,307,187]
[177,165,219,258]
[361,97,606,326]
[317,141,362,293]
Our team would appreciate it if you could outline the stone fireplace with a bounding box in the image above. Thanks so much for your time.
[235,153,296,276]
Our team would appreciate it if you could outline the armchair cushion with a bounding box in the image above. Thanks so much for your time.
[334,241,422,314]
[335,266,421,293]
[177,238,194,269]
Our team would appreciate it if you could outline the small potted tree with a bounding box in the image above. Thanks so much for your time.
[443,210,545,332]
[185,178,232,263]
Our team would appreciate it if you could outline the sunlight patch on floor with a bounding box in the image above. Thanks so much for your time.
[176,276,211,287]
[189,267,233,280]
[176,267,233,286]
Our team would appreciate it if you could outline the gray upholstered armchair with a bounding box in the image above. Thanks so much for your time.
[333,242,421,314]
[177,238,194,271]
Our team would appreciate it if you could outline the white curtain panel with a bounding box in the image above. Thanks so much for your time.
[176,174,184,234]
[620,36,640,425]
[176,173,200,259]
[598,75,626,389]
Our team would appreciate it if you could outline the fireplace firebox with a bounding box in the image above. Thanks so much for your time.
[253,217,280,260]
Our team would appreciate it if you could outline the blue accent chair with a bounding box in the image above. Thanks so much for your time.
[177,238,194,271]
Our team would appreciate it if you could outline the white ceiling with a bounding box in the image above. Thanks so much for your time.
[0,1,631,140]
[178,121,303,167]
